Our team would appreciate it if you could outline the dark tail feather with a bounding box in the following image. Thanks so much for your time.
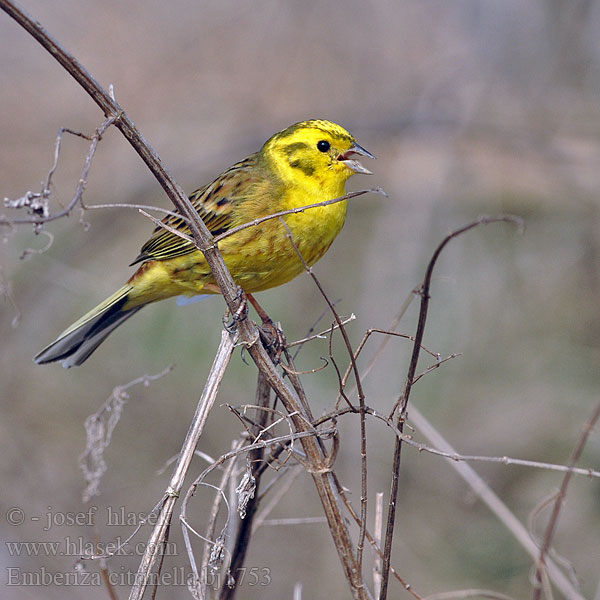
[34,285,141,368]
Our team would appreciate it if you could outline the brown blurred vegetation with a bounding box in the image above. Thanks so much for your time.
[1,1,600,598]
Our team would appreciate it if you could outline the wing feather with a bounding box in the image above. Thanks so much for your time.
[130,155,259,265]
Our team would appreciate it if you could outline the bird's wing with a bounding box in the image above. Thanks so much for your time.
[130,155,259,265]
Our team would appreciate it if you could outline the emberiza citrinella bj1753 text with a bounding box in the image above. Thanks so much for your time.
[35,119,375,367]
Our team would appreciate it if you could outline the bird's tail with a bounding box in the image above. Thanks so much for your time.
[34,285,142,368]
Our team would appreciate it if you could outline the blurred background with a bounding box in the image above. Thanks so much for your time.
[1,1,600,598]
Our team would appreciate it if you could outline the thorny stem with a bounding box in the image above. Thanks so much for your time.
[378,216,522,600]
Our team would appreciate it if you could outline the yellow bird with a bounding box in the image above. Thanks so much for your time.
[35,119,374,367]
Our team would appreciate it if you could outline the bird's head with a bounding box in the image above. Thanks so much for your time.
[262,119,375,192]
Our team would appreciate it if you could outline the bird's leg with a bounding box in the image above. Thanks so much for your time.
[246,293,286,359]
[246,293,273,325]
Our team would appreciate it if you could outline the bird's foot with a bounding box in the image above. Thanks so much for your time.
[222,288,248,333]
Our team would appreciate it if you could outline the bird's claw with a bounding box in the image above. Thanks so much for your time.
[223,288,248,333]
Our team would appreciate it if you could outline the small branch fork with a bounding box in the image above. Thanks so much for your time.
[2,121,114,229]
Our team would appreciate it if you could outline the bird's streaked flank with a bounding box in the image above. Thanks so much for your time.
[35,119,374,367]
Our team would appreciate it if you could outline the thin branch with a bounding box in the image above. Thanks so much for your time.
[527,493,580,592]
[280,217,370,570]
[213,187,386,244]
[305,261,588,600]
[179,426,334,598]
[221,371,271,600]
[138,208,194,244]
[379,215,523,600]
[373,492,384,598]
[407,406,586,600]
[85,202,186,221]
[286,314,356,348]
[198,440,244,599]
[182,429,336,485]
[331,471,424,600]
[137,189,385,258]
[337,294,416,407]
[130,329,237,599]
[532,399,600,600]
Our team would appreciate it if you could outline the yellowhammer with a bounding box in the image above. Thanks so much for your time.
[35,119,374,367]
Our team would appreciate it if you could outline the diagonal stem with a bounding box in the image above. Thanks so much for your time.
[131,329,237,600]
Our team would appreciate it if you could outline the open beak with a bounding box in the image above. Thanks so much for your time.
[338,142,376,175]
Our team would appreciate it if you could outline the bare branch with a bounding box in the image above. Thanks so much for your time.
[286,314,356,348]
[220,372,271,600]
[129,329,237,599]
[213,187,386,244]
[407,406,586,600]
[379,215,523,600]
[532,399,600,599]
[86,202,186,221]
[280,217,370,570]
[2,118,116,226]
[138,208,194,244]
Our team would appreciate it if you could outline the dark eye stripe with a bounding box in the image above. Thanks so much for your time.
[284,141,310,156]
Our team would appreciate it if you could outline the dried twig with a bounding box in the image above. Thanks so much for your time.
[197,440,244,599]
[2,119,115,227]
[286,314,356,348]
[220,371,271,600]
[379,215,523,600]
[131,329,237,599]
[532,399,600,600]
[331,471,423,600]
[280,217,370,570]
[137,189,384,257]
[407,407,586,600]
[213,188,386,244]
[79,366,173,503]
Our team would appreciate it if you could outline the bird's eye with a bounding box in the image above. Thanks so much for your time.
[317,140,330,153]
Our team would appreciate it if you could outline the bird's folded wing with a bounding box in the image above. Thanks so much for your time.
[130,155,259,265]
